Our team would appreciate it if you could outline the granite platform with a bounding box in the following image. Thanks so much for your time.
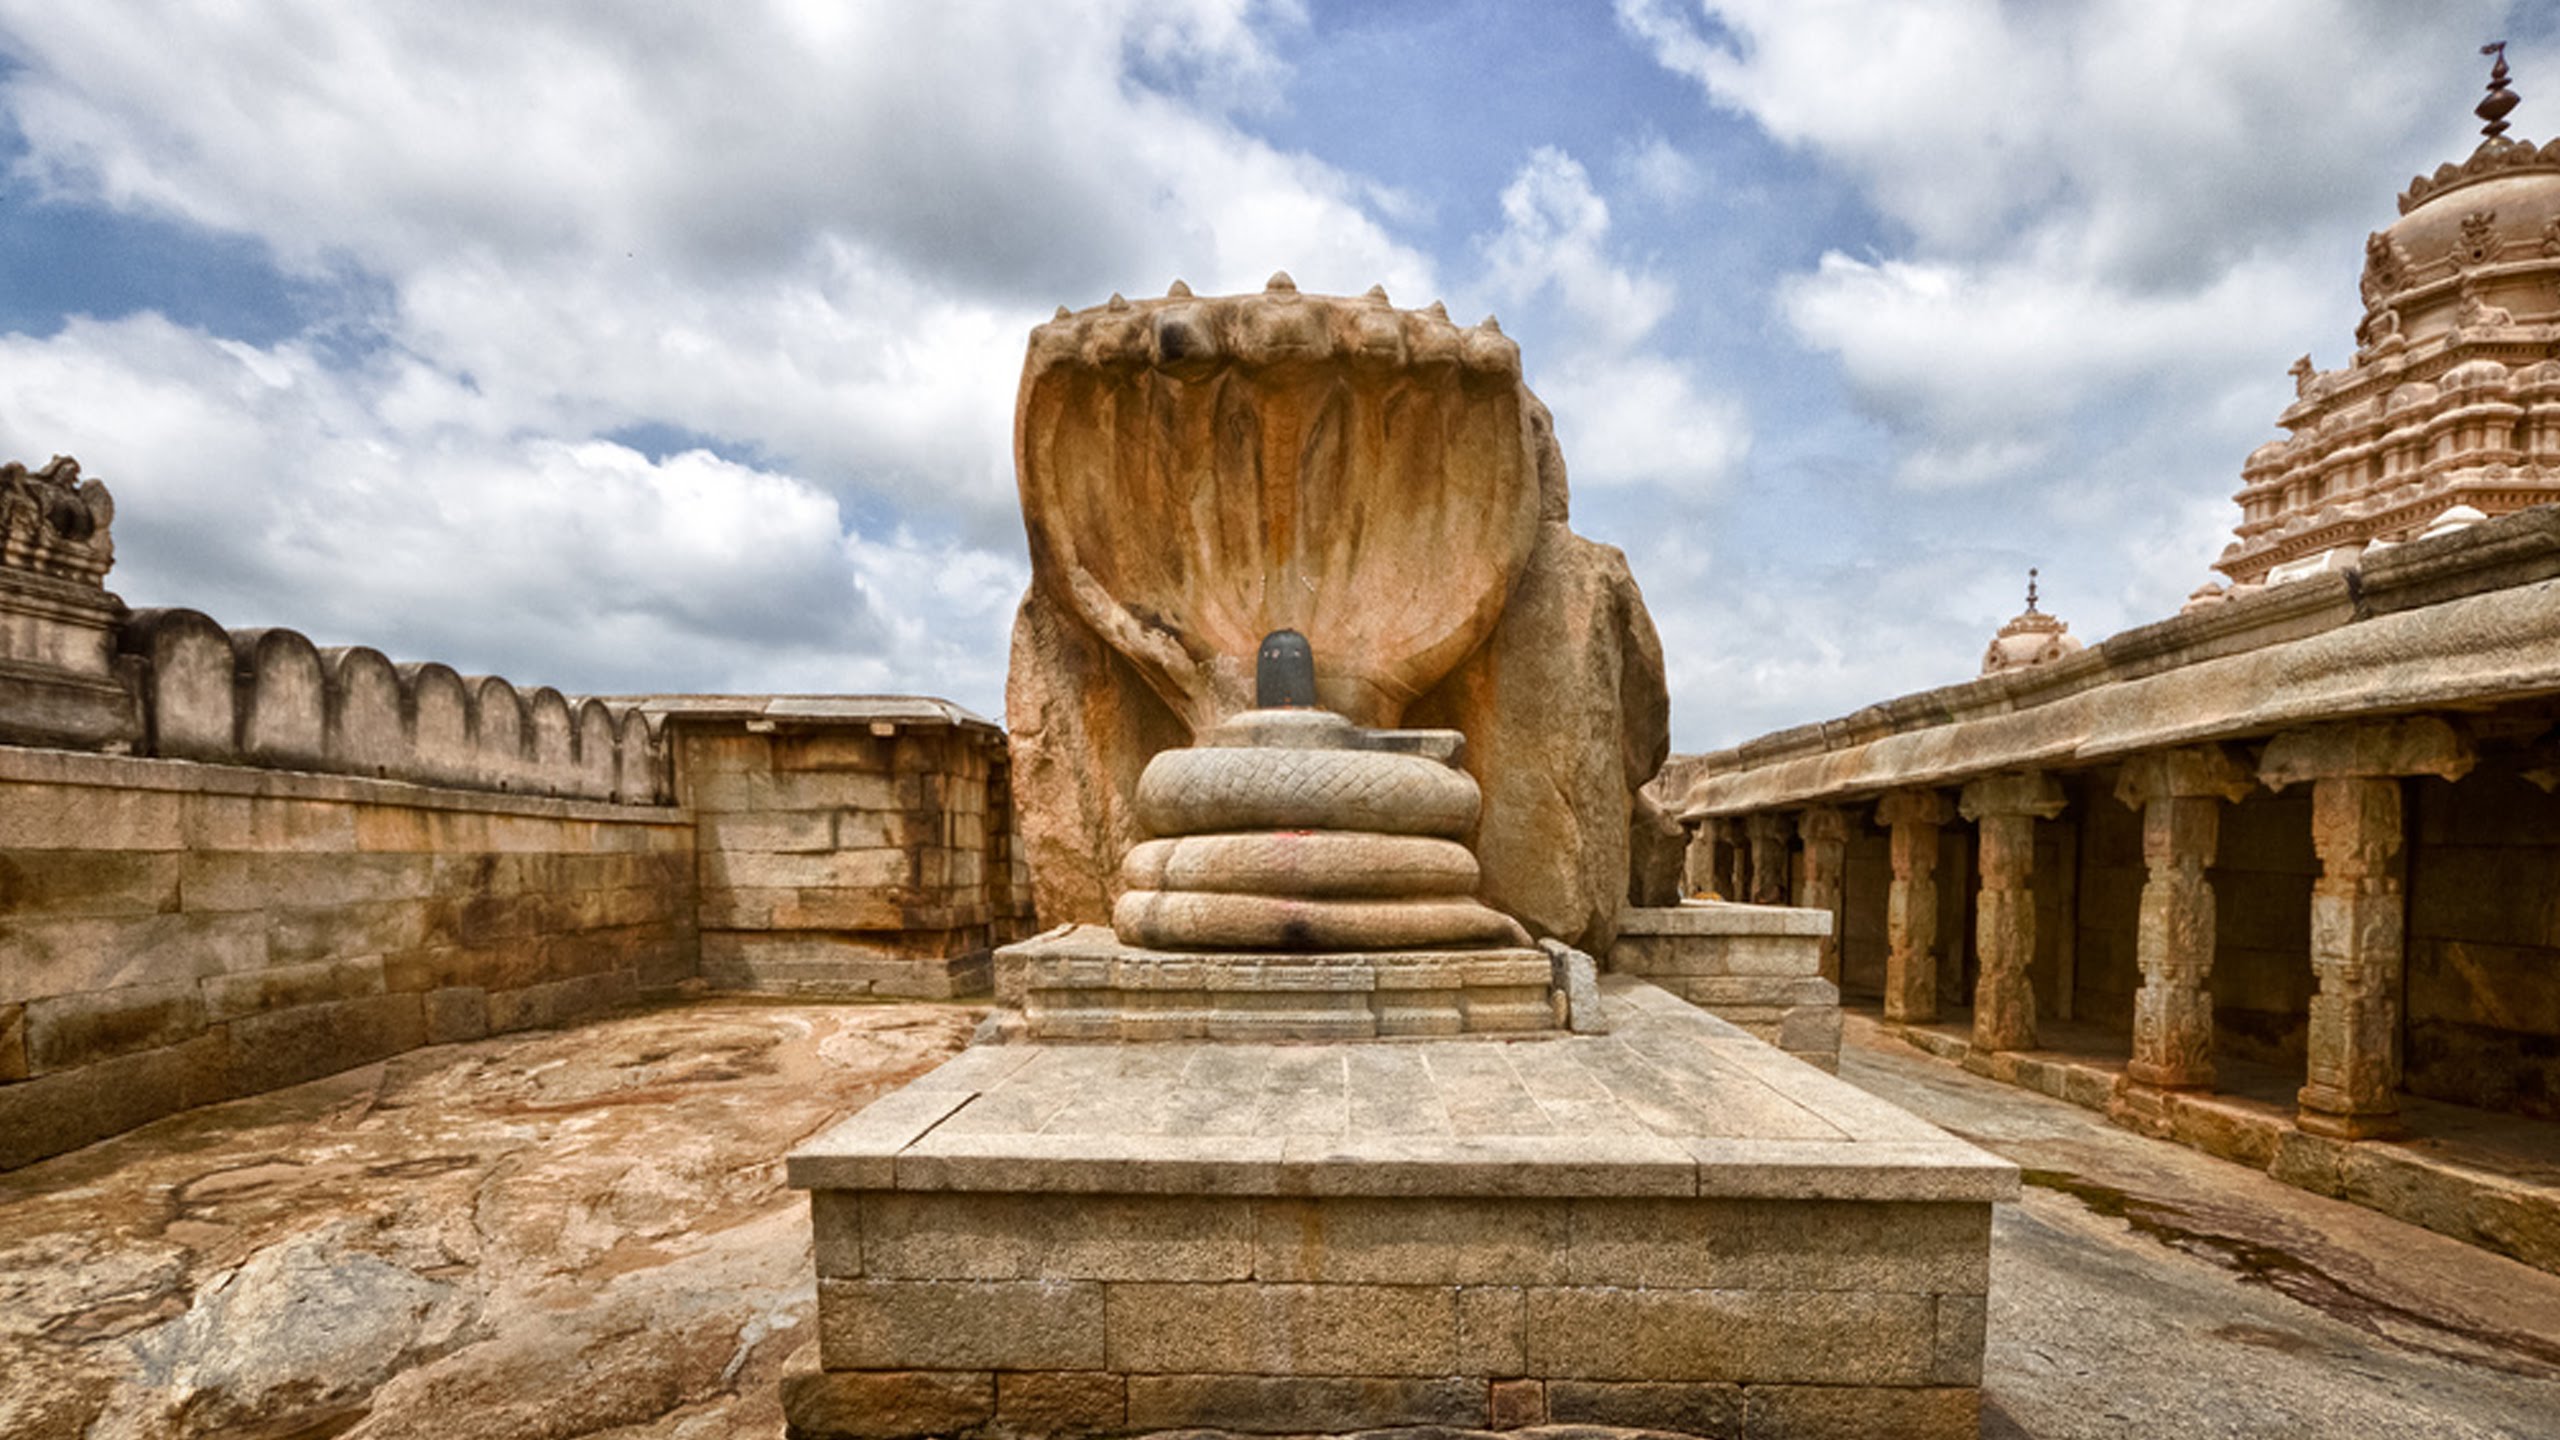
[783,976,2017,1438]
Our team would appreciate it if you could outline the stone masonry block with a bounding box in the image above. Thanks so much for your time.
[263,899,435,969]
[1564,1198,1986,1293]
[1122,1375,1488,1432]
[1105,1282,1462,1376]
[1252,1197,1570,1285]
[179,851,437,913]
[996,1371,1126,1436]
[225,993,425,1095]
[1546,1379,1744,1434]
[0,1003,24,1082]
[26,981,206,1073]
[700,810,836,854]
[1487,1377,1546,1430]
[780,1369,993,1440]
[0,1030,230,1170]
[200,955,387,1022]
[700,847,910,892]
[1524,1287,1936,1384]
[1932,1294,1988,1385]
[812,1191,863,1277]
[182,794,360,853]
[1456,1285,1525,1373]
[0,781,184,851]
[0,912,268,1008]
[861,1192,1251,1282]
[423,986,489,1043]
[697,887,907,932]
[1741,1383,1979,1440]
[0,850,180,919]
[818,1278,1105,1370]
[755,769,899,813]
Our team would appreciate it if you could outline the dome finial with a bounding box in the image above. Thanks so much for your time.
[2025,567,2040,614]
[2480,40,2520,140]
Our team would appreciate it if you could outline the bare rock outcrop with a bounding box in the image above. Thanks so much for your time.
[1007,280,1670,953]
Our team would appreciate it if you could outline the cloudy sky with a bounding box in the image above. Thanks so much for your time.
[2,2,2551,752]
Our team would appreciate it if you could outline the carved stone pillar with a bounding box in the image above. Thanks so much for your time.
[1875,789,1952,1023]
[1746,812,1792,906]
[2114,747,2253,1092]
[1795,806,1851,984]
[1959,773,2068,1053]
[1709,817,1747,900]
[2259,719,2475,1140]
[1679,820,1714,898]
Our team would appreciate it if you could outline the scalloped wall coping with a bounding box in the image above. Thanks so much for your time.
[112,611,674,804]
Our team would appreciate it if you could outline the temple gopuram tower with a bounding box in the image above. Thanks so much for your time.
[2208,45,2560,596]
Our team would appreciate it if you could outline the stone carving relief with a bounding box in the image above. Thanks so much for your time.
[1007,278,1671,953]
[2457,209,2501,266]
[0,455,115,587]
[2359,231,2409,304]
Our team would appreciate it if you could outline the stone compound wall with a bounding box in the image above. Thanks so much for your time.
[0,458,1033,1170]
[662,699,1035,1000]
[1608,902,1842,1071]
[0,745,696,1169]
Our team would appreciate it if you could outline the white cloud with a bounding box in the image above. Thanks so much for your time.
[1617,134,1704,208]
[0,313,1022,708]
[0,0,1431,710]
[1778,249,2332,488]
[1615,0,2492,281]
[1477,147,1749,494]
[1616,1,2523,490]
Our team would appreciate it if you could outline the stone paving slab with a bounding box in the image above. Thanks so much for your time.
[789,977,2016,1203]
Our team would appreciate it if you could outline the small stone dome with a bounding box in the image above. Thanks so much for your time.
[1980,570,2085,677]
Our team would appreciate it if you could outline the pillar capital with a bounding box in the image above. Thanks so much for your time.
[1796,804,1853,845]
[1958,771,2066,823]
[2113,745,2254,811]
[1875,788,1952,829]
[1745,812,1794,842]
[2257,716,2475,792]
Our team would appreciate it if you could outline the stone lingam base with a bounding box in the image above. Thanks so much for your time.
[782,975,2016,1440]
[995,923,1568,1041]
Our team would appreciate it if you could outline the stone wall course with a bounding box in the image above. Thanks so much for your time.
[817,1277,1104,1371]
[1251,1196,1570,1285]
[1105,1281,1467,1376]
[1523,1287,1936,1384]
[24,979,206,1073]
[860,1191,1253,1281]
[1120,1374,1488,1432]
[780,1369,995,1440]
[0,744,697,1168]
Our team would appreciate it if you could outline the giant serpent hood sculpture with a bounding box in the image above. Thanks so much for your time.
[1017,275,1541,730]
[1007,275,1675,953]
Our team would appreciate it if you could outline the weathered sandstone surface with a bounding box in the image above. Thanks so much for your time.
[1008,281,1669,952]
[0,999,979,1440]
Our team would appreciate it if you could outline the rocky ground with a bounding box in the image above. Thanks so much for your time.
[0,996,981,1440]
[3,998,2557,1439]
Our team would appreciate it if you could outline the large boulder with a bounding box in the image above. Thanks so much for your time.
[1007,278,1670,952]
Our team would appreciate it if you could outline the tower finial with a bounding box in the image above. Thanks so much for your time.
[2480,41,2520,140]
[2025,567,2040,613]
